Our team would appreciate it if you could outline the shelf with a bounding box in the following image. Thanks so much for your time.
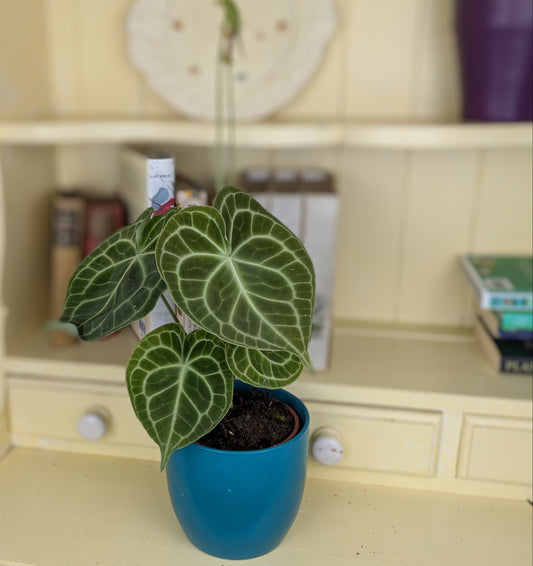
[0,119,531,149]
[289,321,532,414]
[6,321,532,412]
[5,325,136,384]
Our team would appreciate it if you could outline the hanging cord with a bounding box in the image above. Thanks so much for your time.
[215,0,241,191]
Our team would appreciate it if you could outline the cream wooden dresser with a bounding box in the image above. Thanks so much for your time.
[1,2,532,562]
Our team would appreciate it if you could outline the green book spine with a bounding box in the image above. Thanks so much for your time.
[497,310,533,332]
[460,254,533,311]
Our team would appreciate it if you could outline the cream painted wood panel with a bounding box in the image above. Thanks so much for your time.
[54,144,120,191]
[46,0,142,117]
[2,137,531,329]
[0,0,51,118]
[334,148,409,321]
[397,150,478,325]
[78,0,142,116]
[307,401,442,477]
[457,414,533,486]
[472,149,533,254]
[45,0,84,115]
[410,0,460,120]
[344,0,422,120]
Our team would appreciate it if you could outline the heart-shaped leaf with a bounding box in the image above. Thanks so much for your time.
[61,208,176,341]
[225,344,303,388]
[126,323,233,470]
[156,187,315,366]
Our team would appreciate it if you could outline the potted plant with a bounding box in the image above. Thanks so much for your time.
[60,185,315,559]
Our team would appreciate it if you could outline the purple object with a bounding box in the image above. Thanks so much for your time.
[455,0,533,121]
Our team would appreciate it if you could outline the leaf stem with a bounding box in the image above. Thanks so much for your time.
[226,59,236,186]
[161,293,180,324]
[215,46,225,192]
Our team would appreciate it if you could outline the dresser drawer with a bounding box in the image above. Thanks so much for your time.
[306,401,442,477]
[8,377,158,458]
[457,414,533,486]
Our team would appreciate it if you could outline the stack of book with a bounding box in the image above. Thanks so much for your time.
[460,254,533,375]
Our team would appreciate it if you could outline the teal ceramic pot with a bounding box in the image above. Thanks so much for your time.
[166,383,310,559]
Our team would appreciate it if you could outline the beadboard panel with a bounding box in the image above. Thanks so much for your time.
[78,0,143,116]
[334,148,409,322]
[471,149,533,254]
[46,0,140,117]
[0,1,51,118]
[45,0,84,115]
[410,0,460,120]
[36,0,464,121]
[332,147,531,324]
[54,144,121,192]
[20,142,531,327]
[343,0,422,120]
[396,150,478,325]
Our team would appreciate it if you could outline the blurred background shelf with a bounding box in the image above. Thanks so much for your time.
[0,119,531,149]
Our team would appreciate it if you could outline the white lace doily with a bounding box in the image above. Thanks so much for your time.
[126,0,337,121]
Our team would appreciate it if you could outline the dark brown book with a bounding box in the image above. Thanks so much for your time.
[49,192,84,346]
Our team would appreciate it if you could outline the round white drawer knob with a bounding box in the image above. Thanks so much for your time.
[311,427,344,466]
[77,410,109,441]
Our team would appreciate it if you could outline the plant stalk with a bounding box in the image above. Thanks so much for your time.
[161,292,180,324]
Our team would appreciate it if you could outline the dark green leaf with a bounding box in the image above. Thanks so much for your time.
[126,324,234,469]
[225,344,304,388]
[156,187,315,366]
[61,208,175,341]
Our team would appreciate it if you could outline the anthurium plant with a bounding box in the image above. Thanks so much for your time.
[61,187,315,469]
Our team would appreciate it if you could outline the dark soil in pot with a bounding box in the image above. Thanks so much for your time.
[198,389,298,451]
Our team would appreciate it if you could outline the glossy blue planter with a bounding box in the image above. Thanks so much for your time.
[166,384,309,559]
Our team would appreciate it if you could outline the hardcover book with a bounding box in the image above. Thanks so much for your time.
[478,309,533,340]
[474,315,533,375]
[460,254,533,311]
[49,192,85,346]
